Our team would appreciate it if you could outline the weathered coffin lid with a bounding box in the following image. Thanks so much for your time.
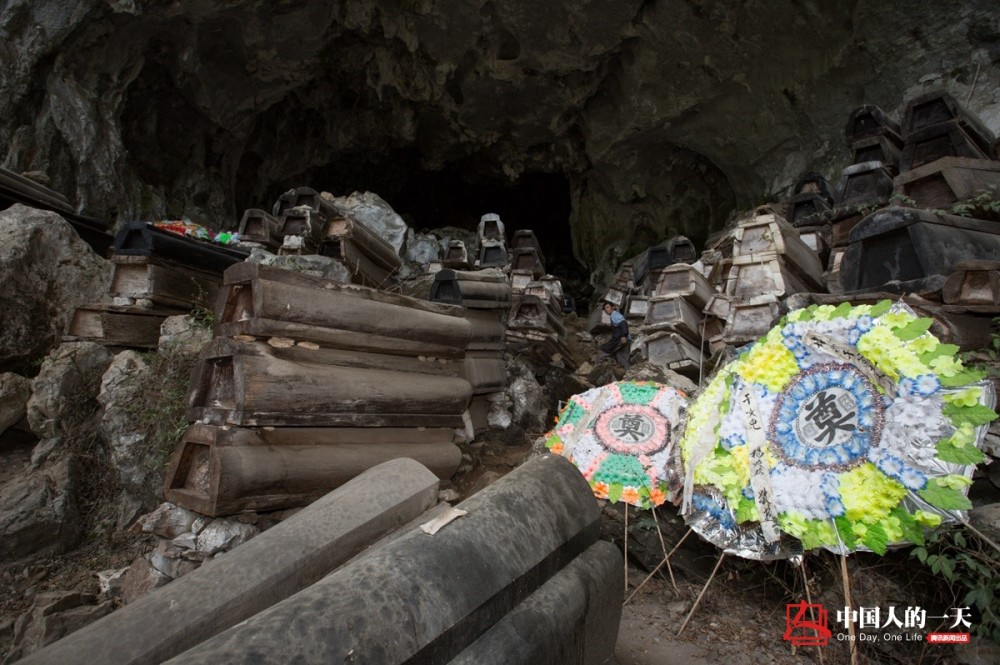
[793,171,835,200]
[848,206,1000,244]
[844,104,902,142]
[902,90,997,142]
[841,160,888,176]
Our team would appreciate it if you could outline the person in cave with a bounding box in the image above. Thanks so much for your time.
[597,301,631,372]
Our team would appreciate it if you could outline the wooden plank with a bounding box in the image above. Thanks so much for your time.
[901,122,991,173]
[320,237,394,288]
[67,305,168,348]
[164,439,461,516]
[325,214,402,273]
[216,277,471,355]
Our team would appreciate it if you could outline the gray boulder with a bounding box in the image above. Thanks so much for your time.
[0,457,82,561]
[324,191,408,255]
[0,205,111,370]
[0,372,31,436]
[157,315,213,357]
[26,342,113,440]
[3,591,112,664]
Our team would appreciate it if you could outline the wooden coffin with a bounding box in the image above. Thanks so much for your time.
[829,209,866,248]
[601,285,627,310]
[511,248,545,277]
[442,240,470,269]
[279,207,326,245]
[67,305,169,348]
[525,281,561,310]
[704,293,732,320]
[652,264,715,309]
[510,269,533,293]
[826,247,847,296]
[186,352,473,427]
[835,160,894,207]
[199,337,461,378]
[477,215,506,243]
[643,296,704,343]
[511,230,545,266]
[587,307,611,335]
[893,157,1000,210]
[845,104,903,146]
[539,275,564,300]
[902,91,996,155]
[467,394,494,434]
[113,222,249,274]
[237,208,282,249]
[793,171,836,202]
[164,424,461,516]
[942,261,1000,308]
[0,167,112,254]
[325,212,402,274]
[795,225,831,266]
[732,213,824,281]
[216,268,470,358]
[624,295,649,321]
[430,268,511,309]
[476,240,508,268]
[841,207,1000,294]
[788,192,832,226]
[901,121,992,173]
[722,296,781,345]
[109,255,220,310]
[849,135,902,174]
[508,294,566,338]
[643,331,703,378]
[463,308,507,351]
[725,254,818,300]
[461,352,507,395]
[320,237,393,287]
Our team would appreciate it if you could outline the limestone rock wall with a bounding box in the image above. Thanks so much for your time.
[2,1,999,271]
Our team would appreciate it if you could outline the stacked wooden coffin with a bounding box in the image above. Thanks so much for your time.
[67,222,248,348]
[839,91,1000,307]
[710,208,824,347]
[270,187,402,288]
[430,268,510,433]
[507,231,573,370]
[165,262,470,516]
[639,261,718,379]
[474,213,509,269]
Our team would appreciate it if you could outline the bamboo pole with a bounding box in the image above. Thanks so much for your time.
[676,552,726,636]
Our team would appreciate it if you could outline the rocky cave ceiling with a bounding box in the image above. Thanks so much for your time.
[1,0,999,275]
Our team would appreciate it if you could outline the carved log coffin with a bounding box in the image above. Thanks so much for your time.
[186,351,473,427]
[164,424,460,516]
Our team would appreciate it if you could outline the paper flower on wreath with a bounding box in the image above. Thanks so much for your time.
[680,301,996,560]
[545,381,688,509]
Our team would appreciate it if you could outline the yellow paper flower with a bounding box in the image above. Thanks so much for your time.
[839,463,907,524]
[929,355,962,378]
[880,311,913,329]
[908,334,939,355]
[943,387,982,408]
[736,339,798,392]
[914,510,942,527]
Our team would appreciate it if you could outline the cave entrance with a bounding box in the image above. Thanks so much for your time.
[262,150,588,287]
